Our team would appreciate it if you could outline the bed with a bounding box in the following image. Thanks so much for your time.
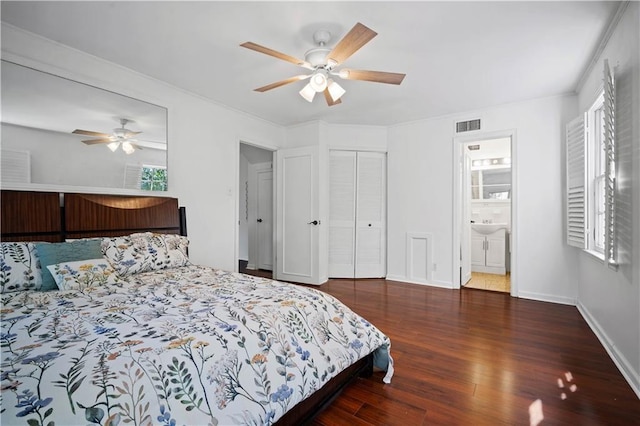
[0,190,393,425]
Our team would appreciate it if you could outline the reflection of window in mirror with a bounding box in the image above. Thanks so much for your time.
[124,164,167,191]
[141,165,168,191]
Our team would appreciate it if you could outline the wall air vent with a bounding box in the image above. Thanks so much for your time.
[456,118,481,133]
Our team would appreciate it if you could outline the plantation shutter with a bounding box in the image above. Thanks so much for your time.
[123,164,142,189]
[566,114,587,248]
[603,59,616,265]
[1,150,31,183]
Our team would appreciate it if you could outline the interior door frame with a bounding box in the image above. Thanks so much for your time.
[452,129,518,297]
[236,139,277,273]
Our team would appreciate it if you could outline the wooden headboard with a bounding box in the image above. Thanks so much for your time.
[1,191,62,241]
[1,190,186,242]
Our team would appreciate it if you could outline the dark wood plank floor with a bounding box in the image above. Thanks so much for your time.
[302,278,640,425]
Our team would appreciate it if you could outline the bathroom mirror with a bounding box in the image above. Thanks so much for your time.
[1,60,168,191]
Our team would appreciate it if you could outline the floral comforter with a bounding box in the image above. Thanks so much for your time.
[0,265,392,425]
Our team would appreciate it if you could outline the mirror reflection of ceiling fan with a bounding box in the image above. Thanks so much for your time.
[240,22,406,106]
[72,118,142,154]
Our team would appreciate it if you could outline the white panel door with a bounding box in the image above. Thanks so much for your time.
[461,154,472,285]
[276,146,320,285]
[355,152,386,278]
[257,169,273,271]
[328,152,357,277]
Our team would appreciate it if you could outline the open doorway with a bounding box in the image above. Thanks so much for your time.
[239,143,274,278]
[459,137,512,293]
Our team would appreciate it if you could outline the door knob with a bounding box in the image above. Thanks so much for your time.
[308,220,320,225]
[257,218,263,223]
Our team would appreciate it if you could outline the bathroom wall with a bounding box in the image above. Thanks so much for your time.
[470,201,511,227]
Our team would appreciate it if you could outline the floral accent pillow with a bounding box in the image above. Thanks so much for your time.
[46,258,123,291]
[160,234,190,268]
[0,242,43,293]
[102,233,189,276]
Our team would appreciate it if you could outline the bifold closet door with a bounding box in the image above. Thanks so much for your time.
[355,152,386,278]
[329,152,357,277]
[329,151,386,278]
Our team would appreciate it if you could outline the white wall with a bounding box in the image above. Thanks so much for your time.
[2,24,286,271]
[387,94,579,301]
[574,2,640,397]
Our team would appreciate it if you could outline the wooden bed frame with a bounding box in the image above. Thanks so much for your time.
[0,189,371,425]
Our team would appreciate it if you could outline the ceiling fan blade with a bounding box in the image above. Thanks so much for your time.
[73,129,110,138]
[323,88,342,106]
[254,75,310,92]
[241,42,312,69]
[327,23,377,66]
[124,131,142,138]
[339,69,406,85]
[82,138,113,145]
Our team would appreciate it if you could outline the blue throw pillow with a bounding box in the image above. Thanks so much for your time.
[34,239,104,291]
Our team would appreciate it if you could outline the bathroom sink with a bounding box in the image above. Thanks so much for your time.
[471,223,508,235]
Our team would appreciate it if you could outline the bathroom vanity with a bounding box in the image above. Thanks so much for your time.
[471,224,507,275]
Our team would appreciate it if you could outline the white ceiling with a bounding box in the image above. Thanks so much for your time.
[0,1,620,127]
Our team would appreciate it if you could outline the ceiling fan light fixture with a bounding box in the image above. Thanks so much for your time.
[327,79,346,102]
[299,83,316,102]
[309,70,328,92]
[107,142,120,152]
[122,142,135,155]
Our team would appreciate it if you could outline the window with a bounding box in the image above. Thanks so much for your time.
[141,165,168,191]
[565,59,616,267]
[588,92,606,253]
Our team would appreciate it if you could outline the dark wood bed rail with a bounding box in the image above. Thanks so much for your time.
[1,190,186,241]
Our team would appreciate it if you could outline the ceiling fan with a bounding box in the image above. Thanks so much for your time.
[72,118,142,154]
[241,22,406,106]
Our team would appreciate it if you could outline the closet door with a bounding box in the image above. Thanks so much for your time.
[329,151,386,278]
[276,146,320,285]
[256,169,273,271]
[355,152,386,278]
[329,152,357,277]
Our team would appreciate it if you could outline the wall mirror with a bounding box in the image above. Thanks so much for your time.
[1,60,168,191]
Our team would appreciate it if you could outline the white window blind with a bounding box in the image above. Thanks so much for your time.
[603,59,616,265]
[566,114,587,248]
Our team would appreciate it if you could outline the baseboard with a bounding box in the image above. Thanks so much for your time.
[386,274,453,289]
[577,301,640,399]
[517,290,576,306]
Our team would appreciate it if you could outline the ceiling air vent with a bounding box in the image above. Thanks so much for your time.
[456,118,481,133]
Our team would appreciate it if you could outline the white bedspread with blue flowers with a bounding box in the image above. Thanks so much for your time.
[0,265,392,425]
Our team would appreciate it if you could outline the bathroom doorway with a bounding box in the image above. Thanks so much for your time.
[457,136,513,294]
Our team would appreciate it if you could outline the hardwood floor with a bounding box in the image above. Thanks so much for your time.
[294,278,640,425]
[239,260,273,279]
